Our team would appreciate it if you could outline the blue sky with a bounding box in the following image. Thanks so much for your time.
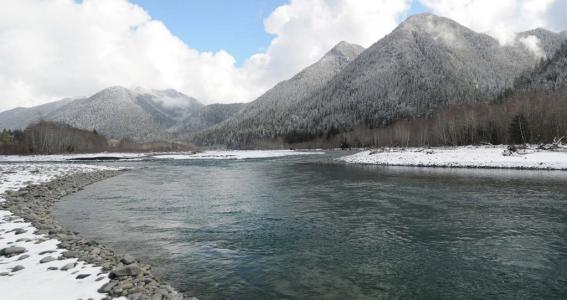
[131,0,430,65]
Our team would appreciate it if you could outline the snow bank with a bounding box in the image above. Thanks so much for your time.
[339,146,567,170]
[0,153,147,162]
[0,150,324,162]
[152,150,324,160]
[0,164,118,300]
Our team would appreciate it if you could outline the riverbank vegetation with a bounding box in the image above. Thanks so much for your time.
[0,121,197,155]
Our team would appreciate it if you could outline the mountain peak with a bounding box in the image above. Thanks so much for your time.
[402,13,444,25]
[398,13,465,33]
[325,41,365,61]
[94,86,133,99]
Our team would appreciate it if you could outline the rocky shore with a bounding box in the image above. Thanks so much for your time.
[0,168,192,300]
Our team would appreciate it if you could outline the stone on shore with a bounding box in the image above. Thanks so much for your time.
[39,256,56,264]
[11,265,25,272]
[121,254,137,265]
[0,246,26,257]
[60,262,77,271]
[109,264,142,278]
[17,254,30,261]
[98,280,118,293]
[13,228,27,235]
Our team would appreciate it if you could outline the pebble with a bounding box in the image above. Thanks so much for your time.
[109,264,142,278]
[98,281,118,293]
[39,256,56,264]
[76,274,91,279]
[121,254,137,265]
[0,246,26,257]
[12,265,25,272]
[17,254,30,261]
[60,262,77,271]
[14,228,27,235]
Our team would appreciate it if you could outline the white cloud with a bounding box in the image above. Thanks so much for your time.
[519,35,546,58]
[244,0,411,88]
[0,0,259,110]
[0,0,563,112]
[419,0,566,44]
[0,0,412,112]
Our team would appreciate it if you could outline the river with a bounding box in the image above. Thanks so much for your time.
[54,153,567,299]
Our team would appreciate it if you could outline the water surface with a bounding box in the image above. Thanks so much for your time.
[55,154,567,299]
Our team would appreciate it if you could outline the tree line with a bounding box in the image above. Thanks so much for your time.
[283,87,567,149]
[0,121,108,154]
[0,121,198,155]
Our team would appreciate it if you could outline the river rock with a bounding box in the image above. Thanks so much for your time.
[14,228,27,235]
[12,265,25,272]
[109,264,142,278]
[61,250,79,258]
[0,246,26,257]
[17,254,30,261]
[121,254,137,265]
[40,256,56,264]
[98,281,118,293]
[76,274,91,279]
[60,262,77,271]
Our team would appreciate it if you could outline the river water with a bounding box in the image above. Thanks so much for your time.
[54,153,567,299]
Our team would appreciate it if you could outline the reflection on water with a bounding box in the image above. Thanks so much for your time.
[55,155,567,299]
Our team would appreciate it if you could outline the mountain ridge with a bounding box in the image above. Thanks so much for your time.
[0,86,242,142]
[194,13,567,147]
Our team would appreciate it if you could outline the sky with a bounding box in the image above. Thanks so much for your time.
[128,0,430,65]
[0,0,565,112]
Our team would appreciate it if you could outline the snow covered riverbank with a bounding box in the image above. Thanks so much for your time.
[153,149,324,160]
[0,164,188,300]
[0,150,324,162]
[0,164,119,300]
[339,146,567,170]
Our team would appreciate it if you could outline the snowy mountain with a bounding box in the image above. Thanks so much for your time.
[0,86,246,141]
[0,98,76,130]
[48,86,201,140]
[194,14,566,147]
[182,103,245,133]
[193,41,365,146]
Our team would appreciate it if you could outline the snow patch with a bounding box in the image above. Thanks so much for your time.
[152,150,325,160]
[339,146,567,170]
[0,153,147,162]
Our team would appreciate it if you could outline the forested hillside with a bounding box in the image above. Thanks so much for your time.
[181,103,245,133]
[305,41,567,148]
[194,14,566,148]
[192,41,365,147]
[0,87,245,143]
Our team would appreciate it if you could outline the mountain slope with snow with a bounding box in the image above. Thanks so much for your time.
[193,41,365,146]
[0,98,76,130]
[194,14,566,147]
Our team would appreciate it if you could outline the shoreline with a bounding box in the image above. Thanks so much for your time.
[0,166,190,300]
[339,146,567,170]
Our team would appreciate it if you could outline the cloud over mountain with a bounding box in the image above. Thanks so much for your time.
[0,0,565,112]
